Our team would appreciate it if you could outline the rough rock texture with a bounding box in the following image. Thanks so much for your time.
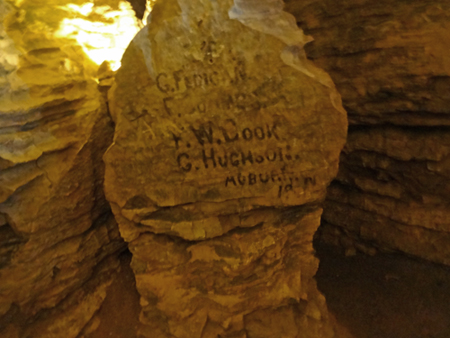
[0,1,124,336]
[285,0,450,263]
[104,0,348,337]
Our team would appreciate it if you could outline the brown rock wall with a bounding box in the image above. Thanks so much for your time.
[285,0,450,263]
[286,0,450,123]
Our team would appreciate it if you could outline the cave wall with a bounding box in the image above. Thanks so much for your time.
[1,0,450,336]
[285,0,450,264]
[0,1,125,336]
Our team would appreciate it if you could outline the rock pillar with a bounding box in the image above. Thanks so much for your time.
[104,0,348,336]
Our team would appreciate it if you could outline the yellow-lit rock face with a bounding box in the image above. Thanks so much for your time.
[105,0,348,337]
[0,0,126,336]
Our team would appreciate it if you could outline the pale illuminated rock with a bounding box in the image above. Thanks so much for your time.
[55,1,141,71]
[105,0,348,337]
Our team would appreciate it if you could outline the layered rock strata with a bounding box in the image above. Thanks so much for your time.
[285,0,450,263]
[0,1,125,336]
[104,0,348,337]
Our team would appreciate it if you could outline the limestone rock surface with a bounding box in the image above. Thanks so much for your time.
[285,0,450,263]
[0,0,124,336]
[105,0,347,241]
[105,0,348,337]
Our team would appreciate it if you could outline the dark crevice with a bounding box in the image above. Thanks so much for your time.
[0,218,28,269]
[126,0,147,20]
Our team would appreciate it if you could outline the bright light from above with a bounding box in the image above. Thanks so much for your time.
[56,2,142,71]
[66,3,94,16]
